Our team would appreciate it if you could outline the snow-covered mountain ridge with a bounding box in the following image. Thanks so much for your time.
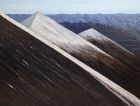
[79,28,140,70]
[2,11,140,106]
[22,12,140,98]
[22,12,111,56]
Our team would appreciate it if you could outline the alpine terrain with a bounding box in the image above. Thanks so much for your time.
[22,12,140,98]
[1,11,140,106]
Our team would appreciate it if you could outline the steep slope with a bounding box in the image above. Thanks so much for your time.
[22,12,140,98]
[79,28,140,68]
[0,12,133,106]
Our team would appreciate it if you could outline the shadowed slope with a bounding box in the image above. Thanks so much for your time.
[22,12,140,98]
[0,12,129,106]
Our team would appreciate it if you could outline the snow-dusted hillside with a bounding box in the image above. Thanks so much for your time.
[79,28,122,44]
[22,12,110,56]
[22,12,92,53]
[49,14,140,55]
[1,11,140,106]
[22,12,140,98]
[79,28,140,71]
[79,28,133,54]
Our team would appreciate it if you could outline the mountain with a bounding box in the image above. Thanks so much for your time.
[79,28,140,68]
[1,11,137,106]
[22,12,140,98]
[60,22,140,56]
[8,14,140,56]
[51,14,140,56]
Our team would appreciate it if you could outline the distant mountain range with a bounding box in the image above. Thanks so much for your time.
[8,14,140,56]
[7,14,140,35]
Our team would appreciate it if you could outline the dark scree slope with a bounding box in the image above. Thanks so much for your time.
[0,14,127,106]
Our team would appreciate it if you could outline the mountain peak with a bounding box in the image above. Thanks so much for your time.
[81,28,102,34]
[22,11,45,28]
[79,28,106,40]
[22,12,90,47]
[79,28,133,54]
